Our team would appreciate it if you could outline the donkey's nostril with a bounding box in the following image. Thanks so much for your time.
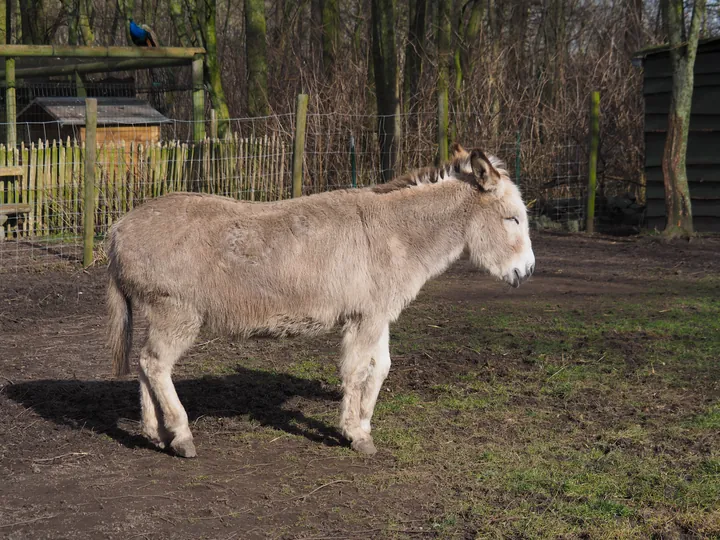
[528,263,535,276]
[513,269,521,288]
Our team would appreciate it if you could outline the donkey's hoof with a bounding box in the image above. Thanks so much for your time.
[351,438,377,456]
[150,438,167,450]
[170,437,197,458]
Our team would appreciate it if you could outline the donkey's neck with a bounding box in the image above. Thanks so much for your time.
[367,181,471,296]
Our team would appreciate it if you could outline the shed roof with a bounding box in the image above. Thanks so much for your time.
[18,97,171,126]
[634,36,720,60]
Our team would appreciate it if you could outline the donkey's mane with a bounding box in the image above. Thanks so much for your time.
[371,155,508,194]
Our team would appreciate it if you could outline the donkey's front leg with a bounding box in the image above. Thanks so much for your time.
[359,324,391,436]
[339,320,386,455]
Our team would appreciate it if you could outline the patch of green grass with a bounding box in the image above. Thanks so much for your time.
[286,357,340,385]
[691,404,720,430]
[376,391,421,414]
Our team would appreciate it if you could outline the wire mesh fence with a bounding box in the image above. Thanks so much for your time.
[0,109,638,272]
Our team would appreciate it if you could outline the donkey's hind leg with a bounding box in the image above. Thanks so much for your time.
[139,301,201,457]
[339,320,385,455]
[359,324,391,436]
[139,369,172,449]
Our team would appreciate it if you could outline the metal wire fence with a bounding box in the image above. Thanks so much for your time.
[0,110,635,272]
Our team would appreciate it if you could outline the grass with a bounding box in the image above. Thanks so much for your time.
[181,275,719,538]
[363,276,720,538]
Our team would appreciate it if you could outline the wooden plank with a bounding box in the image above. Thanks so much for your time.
[644,87,720,115]
[647,182,720,199]
[645,131,720,167]
[0,44,205,58]
[0,165,23,177]
[20,143,28,236]
[84,98,97,267]
[0,58,190,80]
[292,94,309,198]
[58,140,67,234]
[64,138,73,231]
[646,198,720,218]
[0,203,31,214]
[72,139,81,234]
[27,142,36,236]
[192,55,205,143]
[50,140,59,234]
[644,113,720,132]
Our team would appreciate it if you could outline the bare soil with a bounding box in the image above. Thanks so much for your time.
[1,232,719,539]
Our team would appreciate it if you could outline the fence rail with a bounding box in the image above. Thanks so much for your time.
[0,134,290,240]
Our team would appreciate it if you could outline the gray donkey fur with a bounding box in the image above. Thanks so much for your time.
[107,144,535,458]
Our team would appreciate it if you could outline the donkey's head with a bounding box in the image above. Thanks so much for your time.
[450,143,535,288]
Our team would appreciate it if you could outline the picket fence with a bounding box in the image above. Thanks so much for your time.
[0,134,289,238]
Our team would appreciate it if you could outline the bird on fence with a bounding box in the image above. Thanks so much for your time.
[129,20,159,47]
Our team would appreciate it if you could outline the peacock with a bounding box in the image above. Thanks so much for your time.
[129,20,159,47]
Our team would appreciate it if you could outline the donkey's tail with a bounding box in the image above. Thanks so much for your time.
[107,276,133,377]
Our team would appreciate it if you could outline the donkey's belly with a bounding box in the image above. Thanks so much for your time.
[245,315,334,338]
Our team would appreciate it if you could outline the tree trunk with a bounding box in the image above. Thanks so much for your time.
[117,0,135,45]
[371,0,399,182]
[542,0,565,109]
[487,0,501,140]
[402,0,426,113]
[168,0,193,47]
[453,0,483,93]
[245,0,269,117]
[436,0,451,162]
[321,0,339,75]
[204,0,230,135]
[77,0,93,45]
[660,0,706,237]
[508,0,529,84]
[624,0,643,57]
[19,0,45,44]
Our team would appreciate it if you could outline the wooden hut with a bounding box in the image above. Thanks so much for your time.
[17,97,171,145]
[635,37,720,232]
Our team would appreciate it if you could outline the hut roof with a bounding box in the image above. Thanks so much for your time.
[18,97,171,126]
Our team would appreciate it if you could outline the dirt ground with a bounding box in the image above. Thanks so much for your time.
[1,232,719,539]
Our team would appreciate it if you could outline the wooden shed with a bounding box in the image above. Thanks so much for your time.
[17,97,170,146]
[636,37,720,232]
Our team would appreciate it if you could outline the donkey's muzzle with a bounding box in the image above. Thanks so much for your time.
[508,262,534,288]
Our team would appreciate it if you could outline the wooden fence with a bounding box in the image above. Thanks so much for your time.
[0,134,289,238]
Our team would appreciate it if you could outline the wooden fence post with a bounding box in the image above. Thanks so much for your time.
[210,109,218,139]
[515,130,521,188]
[5,57,16,148]
[349,134,357,188]
[192,54,205,143]
[586,91,600,233]
[437,89,448,165]
[292,94,309,198]
[83,98,97,267]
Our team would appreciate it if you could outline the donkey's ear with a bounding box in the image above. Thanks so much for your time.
[470,149,500,191]
[450,142,469,159]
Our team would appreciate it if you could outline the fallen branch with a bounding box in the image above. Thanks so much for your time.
[0,514,59,529]
[33,452,91,463]
[291,479,352,502]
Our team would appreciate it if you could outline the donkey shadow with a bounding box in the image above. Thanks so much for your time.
[4,365,345,453]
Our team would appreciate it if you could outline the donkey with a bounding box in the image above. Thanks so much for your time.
[107,144,535,458]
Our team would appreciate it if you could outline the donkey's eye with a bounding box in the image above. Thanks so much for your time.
[505,217,520,225]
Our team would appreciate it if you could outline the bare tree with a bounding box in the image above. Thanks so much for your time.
[245,0,270,117]
[660,0,707,237]
[371,0,400,181]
